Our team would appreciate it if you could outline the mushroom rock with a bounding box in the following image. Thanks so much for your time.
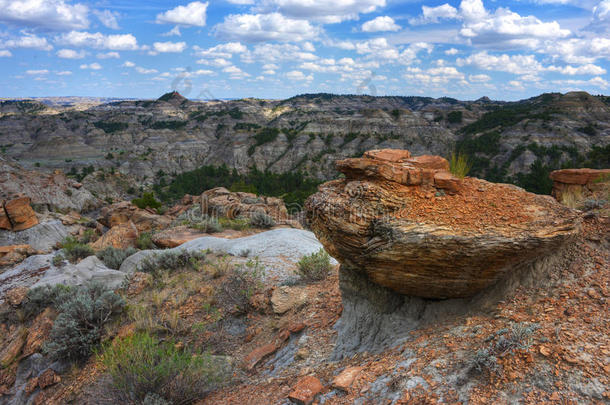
[306,149,581,358]
[549,168,610,202]
[306,149,580,299]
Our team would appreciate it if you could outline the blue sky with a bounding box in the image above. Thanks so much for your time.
[0,0,609,100]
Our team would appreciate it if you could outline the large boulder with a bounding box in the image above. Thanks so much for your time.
[550,168,610,208]
[305,149,580,299]
[90,221,138,250]
[195,187,289,221]
[0,220,68,252]
[98,201,172,232]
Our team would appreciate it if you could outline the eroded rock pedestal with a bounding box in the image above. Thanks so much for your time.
[306,149,580,299]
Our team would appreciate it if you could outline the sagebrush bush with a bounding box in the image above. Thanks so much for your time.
[60,236,94,263]
[218,258,264,314]
[138,250,206,279]
[100,333,225,404]
[96,246,138,269]
[249,211,275,229]
[296,249,332,282]
[137,232,157,250]
[218,216,251,231]
[192,217,224,233]
[44,282,125,362]
[21,284,73,321]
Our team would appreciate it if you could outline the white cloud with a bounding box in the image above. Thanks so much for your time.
[457,51,544,74]
[222,65,250,79]
[94,9,119,29]
[399,42,434,65]
[0,50,11,57]
[302,41,316,52]
[80,62,101,70]
[547,63,606,75]
[356,37,398,59]
[362,16,400,32]
[410,4,459,25]
[241,43,318,64]
[197,57,232,67]
[0,0,89,31]
[56,31,138,50]
[445,48,459,55]
[227,0,254,3]
[194,42,248,59]
[135,66,157,74]
[214,13,320,42]
[156,1,208,27]
[257,0,386,23]
[122,61,135,67]
[1,34,52,50]
[162,26,181,37]
[153,41,186,53]
[56,70,72,75]
[97,51,119,59]
[262,63,278,70]
[469,73,491,82]
[403,66,467,86]
[286,70,313,81]
[56,48,85,59]
[26,69,49,75]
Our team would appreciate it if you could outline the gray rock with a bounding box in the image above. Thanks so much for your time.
[120,229,336,282]
[0,220,68,252]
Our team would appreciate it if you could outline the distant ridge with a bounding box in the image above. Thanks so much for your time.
[158,91,187,104]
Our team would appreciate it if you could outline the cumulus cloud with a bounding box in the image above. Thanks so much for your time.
[362,16,400,32]
[56,31,138,50]
[56,70,71,75]
[1,34,52,50]
[0,50,11,57]
[409,4,459,25]
[0,0,89,31]
[214,13,320,42]
[122,61,135,67]
[547,63,607,75]
[469,73,491,82]
[457,51,544,75]
[80,62,101,70]
[445,48,459,55]
[152,41,186,53]
[222,65,250,79]
[355,37,399,59]
[194,42,248,59]
[94,10,119,30]
[257,0,386,23]
[56,48,85,59]
[135,66,157,74]
[286,70,313,81]
[162,26,181,37]
[403,66,467,86]
[156,2,208,27]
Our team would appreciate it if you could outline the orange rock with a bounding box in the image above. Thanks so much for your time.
[37,368,61,389]
[433,171,463,194]
[152,227,207,248]
[364,149,411,162]
[332,366,363,391]
[2,197,39,231]
[243,342,280,370]
[22,308,55,357]
[4,286,29,307]
[549,168,610,185]
[405,155,450,171]
[0,244,38,267]
[0,327,27,367]
[90,221,138,250]
[288,376,324,405]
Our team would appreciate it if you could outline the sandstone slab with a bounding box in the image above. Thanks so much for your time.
[288,376,324,405]
[332,366,364,391]
[98,201,171,232]
[90,221,138,250]
[270,286,308,314]
[1,197,38,231]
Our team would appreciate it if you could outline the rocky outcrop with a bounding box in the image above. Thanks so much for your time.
[0,245,38,267]
[0,197,38,231]
[550,168,610,203]
[97,201,172,232]
[0,156,100,212]
[306,149,580,299]
[90,221,138,250]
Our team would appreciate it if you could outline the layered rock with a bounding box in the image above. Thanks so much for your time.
[90,221,138,250]
[550,168,610,204]
[306,149,580,299]
[198,187,288,221]
[0,197,38,231]
[97,201,172,232]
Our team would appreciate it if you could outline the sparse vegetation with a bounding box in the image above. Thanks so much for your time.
[99,332,226,404]
[137,232,157,250]
[132,192,162,210]
[218,258,264,314]
[60,236,94,263]
[449,152,472,179]
[249,211,275,228]
[447,110,463,123]
[44,283,125,362]
[96,247,138,269]
[94,121,129,133]
[297,249,332,282]
[137,250,207,280]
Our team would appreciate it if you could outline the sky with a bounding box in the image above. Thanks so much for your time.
[0,0,609,100]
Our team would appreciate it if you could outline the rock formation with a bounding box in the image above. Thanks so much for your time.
[90,221,139,250]
[97,201,172,232]
[550,168,610,203]
[306,149,580,299]
[0,197,39,231]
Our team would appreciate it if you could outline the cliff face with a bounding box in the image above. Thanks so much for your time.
[0,92,608,191]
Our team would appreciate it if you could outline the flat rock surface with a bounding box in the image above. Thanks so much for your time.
[0,220,68,252]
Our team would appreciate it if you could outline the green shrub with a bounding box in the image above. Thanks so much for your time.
[21,284,73,321]
[44,283,125,362]
[249,211,275,229]
[137,232,157,250]
[96,247,138,270]
[447,110,463,124]
[218,217,250,231]
[468,348,499,375]
[100,332,225,404]
[296,249,332,282]
[192,217,224,233]
[52,254,66,267]
[94,121,128,134]
[449,152,472,179]
[138,250,206,279]
[60,236,94,263]
[132,192,162,210]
